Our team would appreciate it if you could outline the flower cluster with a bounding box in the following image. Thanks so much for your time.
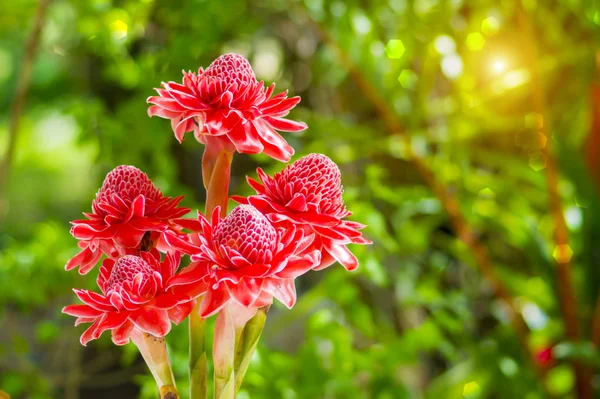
[66,165,191,275]
[62,53,371,396]
[63,165,200,345]
[64,158,367,344]
[233,153,371,271]
[165,204,321,317]
[147,53,307,162]
[63,252,196,345]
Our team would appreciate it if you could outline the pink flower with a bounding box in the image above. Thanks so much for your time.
[147,53,307,162]
[535,346,555,368]
[66,165,192,275]
[62,252,196,346]
[164,204,321,318]
[232,153,371,271]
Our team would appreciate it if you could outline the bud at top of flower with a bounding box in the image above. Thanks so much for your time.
[212,205,277,264]
[277,153,344,214]
[96,165,162,203]
[104,255,154,292]
[202,53,256,89]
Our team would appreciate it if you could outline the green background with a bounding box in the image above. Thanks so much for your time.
[1,0,600,398]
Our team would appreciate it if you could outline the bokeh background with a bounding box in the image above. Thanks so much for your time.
[2,0,600,398]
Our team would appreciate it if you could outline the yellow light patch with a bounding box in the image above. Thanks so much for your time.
[466,33,485,51]
[110,20,128,40]
[463,381,480,396]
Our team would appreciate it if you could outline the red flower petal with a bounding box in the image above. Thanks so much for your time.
[263,116,308,132]
[168,302,194,324]
[253,120,294,162]
[112,224,146,248]
[226,122,264,154]
[275,251,320,279]
[323,241,359,271]
[162,231,200,255]
[111,321,135,345]
[285,193,308,212]
[262,278,297,309]
[93,311,130,338]
[199,285,230,318]
[225,278,264,307]
[131,307,171,337]
[129,195,146,220]
[62,304,104,318]
[65,246,103,275]
[74,289,113,312]
[80,316,104,346]
[168,261,209,286]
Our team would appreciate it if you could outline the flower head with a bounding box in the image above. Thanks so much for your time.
[165,204,320,317]
[233,153,371,271]
[147,53,307,162]
[66,165,191,274]
[62,252,195,346]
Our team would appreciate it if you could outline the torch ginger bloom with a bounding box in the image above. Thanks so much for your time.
[62,252,195,346]
[147,53,307,162]
[66,165,191,275]
[233,153,371,271]
[165,204,321,317]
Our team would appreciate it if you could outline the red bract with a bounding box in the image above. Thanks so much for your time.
[233,153,371,271]
[147,53,307,162]
[164,204,320,318]
[62,252,196,346]
[66,165,192,275]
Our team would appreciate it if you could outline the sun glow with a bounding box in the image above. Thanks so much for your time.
[491,59,507,74]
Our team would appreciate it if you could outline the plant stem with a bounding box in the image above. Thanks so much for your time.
[516,6,592,398]
[205,149,233,217]
[189,144,233,399]
[234,306,269,393]
[189,298,207,399]
[213,305,236,399]
[592,289,600,348]
[131,331,179,399]
[0,0,52,221]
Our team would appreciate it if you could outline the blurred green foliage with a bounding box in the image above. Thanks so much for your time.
[2,0,600,398]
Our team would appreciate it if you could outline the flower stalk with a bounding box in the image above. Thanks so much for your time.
[234,306,269,393]
[131,331,179,399]
[189,297,207,399]
[213,305,236,398]
[189,145,234,399]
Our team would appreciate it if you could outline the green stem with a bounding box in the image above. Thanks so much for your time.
[234,306,269,393]
[189,298,207,399]
[131,331,179,399]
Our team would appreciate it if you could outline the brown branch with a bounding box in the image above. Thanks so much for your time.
[516,6,591,399]
[592,290,600,348]
[589,51,600,362]
[0,0,52,218]
[304,11,547,385]
[585,53,600,195]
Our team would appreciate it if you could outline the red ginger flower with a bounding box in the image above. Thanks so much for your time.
[147,53,307,162]
[66,165,191,275]
[164,204,321,318]
[62,252,196,346]
[233,153,371,271]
